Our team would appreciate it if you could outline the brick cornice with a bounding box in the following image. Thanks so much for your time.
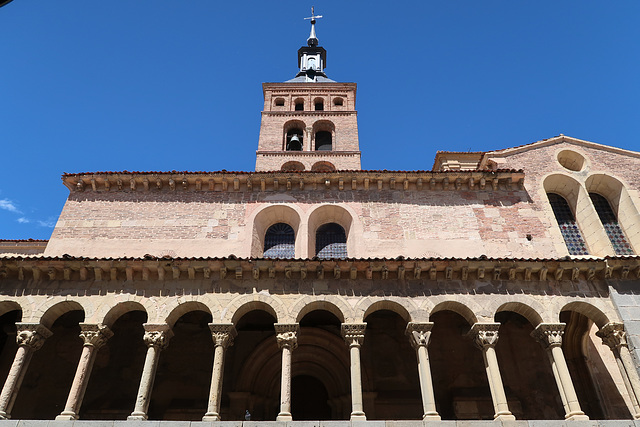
[62,170,526,193]
[0,256,635,283]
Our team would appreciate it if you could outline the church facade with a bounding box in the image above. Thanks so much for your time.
[1,15,640,426]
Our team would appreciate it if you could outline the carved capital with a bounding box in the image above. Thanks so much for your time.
[596,322,627,350]
[275,323,299,350]
[208,323,237,348]
[341,323,367,347]
[142,323,173,350]
[15,323,52,351]
[531,323,565,349]
[468,323,500,349]
[79,323,113,349]
[405,322,434,349]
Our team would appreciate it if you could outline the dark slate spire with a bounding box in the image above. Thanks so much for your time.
[287,7,334,83]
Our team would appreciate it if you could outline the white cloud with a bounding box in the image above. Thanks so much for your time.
[17,217,30,224]
[0,199,20,213]
[37,219,56,228]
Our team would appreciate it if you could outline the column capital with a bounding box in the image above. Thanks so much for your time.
[405,322,434,349]
[15,323,52,351]
[275,323,299,350]
[596,322,627,350]
[531,323,565,349]
[208,323,237,348]
[468,323,501,349]
[341,323,366,347]
[142,323,173,350]
[79,323,113,349]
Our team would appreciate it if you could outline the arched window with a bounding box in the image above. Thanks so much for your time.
[294,99,304,111]
[264,223,295,258]
[315,131,332,151]
[589,192,634,255]
[314,97,324,111]
[286,128,303,151]
[315,223,347,258]
[547,193,589,255]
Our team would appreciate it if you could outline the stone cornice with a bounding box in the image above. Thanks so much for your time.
[0,256,636,283]
[62,170,526,193]
[261,111,357,117]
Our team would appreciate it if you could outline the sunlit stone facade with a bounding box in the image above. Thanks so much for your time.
[1,17,640,427]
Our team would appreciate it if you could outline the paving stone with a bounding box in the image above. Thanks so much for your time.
[17,421,51,427]
[528,421,566,427]
[319,422,351,427]
[385,421,426,427]
[286,422,321,427]
[351,422,385,427]
[73,422,114,427]
[598,421,635,427]
[0,421,19,427]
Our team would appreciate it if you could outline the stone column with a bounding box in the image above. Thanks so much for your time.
[405,322,440,420]
[203,323,237,421]
[532,323,589,420]
[0,323,52,419]
[597,322,640,418]
[341,323,367,421]
[56,324,113,420]
[468,323,515,421]
[275,323,299,421]
[128,323,173,420]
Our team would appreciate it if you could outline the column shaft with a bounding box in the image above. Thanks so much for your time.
[128,324,172,420]
[342,323,366,421]
[532,323,588,420]
[57,324,113,420]
[203,324,236,421]
[275,323,298,422]
[0,324,51,420]
[469,323,514,421]
[406,322,439,420]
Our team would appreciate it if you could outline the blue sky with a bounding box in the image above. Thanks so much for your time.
[1,1,639,240]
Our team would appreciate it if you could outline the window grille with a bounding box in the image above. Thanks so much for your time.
[264,223,295,258]
[547,193,589,255]
[589,193,634,255]
[316,223,347,258]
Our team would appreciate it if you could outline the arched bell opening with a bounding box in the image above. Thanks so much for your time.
[286,129,304,151]
[361,309,421,420]
[222,309,277,421]
[147,310,214,420]
[13,309,85,420]
[493,311,564,420]
[80,310,148,419]
[429,310,492,420]
[559,310,632,419]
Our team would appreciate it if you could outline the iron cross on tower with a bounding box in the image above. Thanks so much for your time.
[304,6,322,23]
[304,7,322,47]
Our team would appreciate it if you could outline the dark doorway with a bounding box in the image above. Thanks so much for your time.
[291,375,331,420]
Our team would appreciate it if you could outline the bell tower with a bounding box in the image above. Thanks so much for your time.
[255,9,361,172]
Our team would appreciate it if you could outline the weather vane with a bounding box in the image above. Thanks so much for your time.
[304,6,322,23]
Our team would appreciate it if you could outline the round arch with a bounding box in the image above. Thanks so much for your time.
[281,161,305,172]
[102,301,148,328]
[357,298,415,323]
[307,204,355,258]
[250,204,303,258]
[559,301,611,329]
[292,298,349,323]
[429,300,478,326]
[283,119,307,150]
[225,294,287,324]
[312,120,335,151]
[311,161,336,172]
[494,301,544,327]
[0,301,22,319]
[165,301,212,328]
[38,300,85,329]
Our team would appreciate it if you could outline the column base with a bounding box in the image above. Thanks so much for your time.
[634,413,640,420]
[276,412,292,421]
[423,413,441,420]
[494,412,516,421]
[0,412,9,420]
[565,411,589,420]
[127,412,148,421]
[55,412,78,421]
[202,412,220,421]
[350,411,366,421]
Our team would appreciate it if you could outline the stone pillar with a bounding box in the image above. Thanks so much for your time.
[275,323,299,421]
[203,323,237,421]
[0,323,52,419]
[532,323,589,420]
[468,323,515,421]
[341,323,367,421]
[405,322,440,420]
[597,322,640,418]
[128,323,173,420]
[56,324,113,420]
